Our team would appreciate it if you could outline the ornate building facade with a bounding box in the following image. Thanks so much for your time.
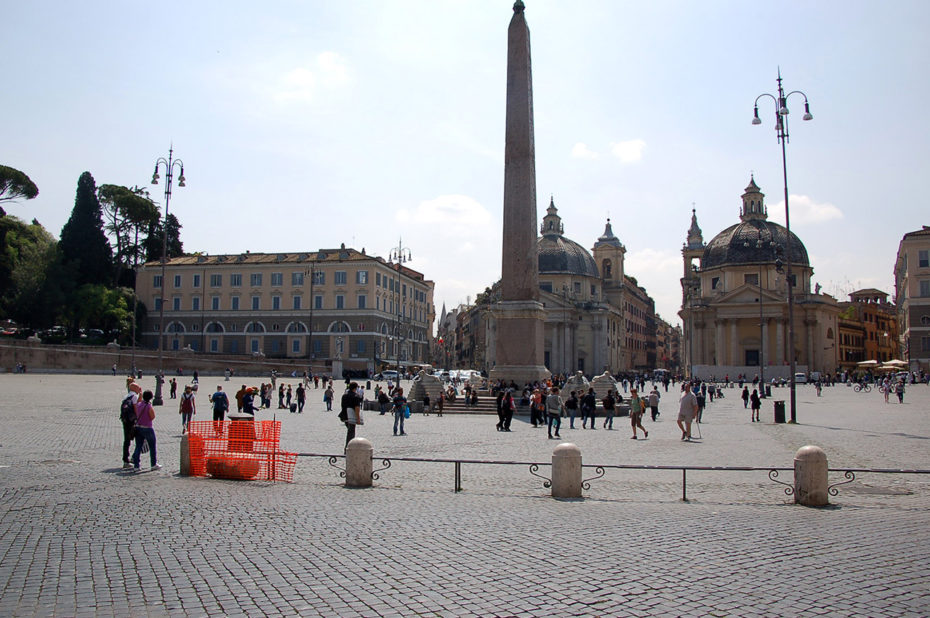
[449,198,658,376]
[679,178,840,379]
[895,226,930,373]
[136,245,435,375]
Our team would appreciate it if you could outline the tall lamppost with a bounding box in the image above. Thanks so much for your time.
[752,70,813,423]
[744,231,778,397]
[686,267,700,379]
[388,238,412,376]
[151,147,185,405]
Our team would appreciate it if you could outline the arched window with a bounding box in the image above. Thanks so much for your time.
[205,322,224,333]
[329,321,351,333]
[167,322,185,333]
[286,322,307,333]
[245,322,266,333]
[826,327,834,339]
[602,259,612,279]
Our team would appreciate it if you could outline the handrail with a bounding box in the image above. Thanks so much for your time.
[295,451,930,500]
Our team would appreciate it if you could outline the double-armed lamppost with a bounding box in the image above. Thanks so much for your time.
[744,231,779,397]
[388,238,412,375]
[151,147,185,405]
[752,70,813,423]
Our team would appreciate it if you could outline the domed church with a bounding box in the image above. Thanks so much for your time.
[486,197,658,375]
[679,178,839,379]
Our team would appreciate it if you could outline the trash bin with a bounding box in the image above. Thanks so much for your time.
[773,400,786,424]
[765,385,772,397]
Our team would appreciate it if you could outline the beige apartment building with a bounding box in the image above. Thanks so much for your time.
[136,245,435,375]
[895,226,930,373]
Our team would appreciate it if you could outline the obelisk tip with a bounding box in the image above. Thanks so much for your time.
[513,0,525,13]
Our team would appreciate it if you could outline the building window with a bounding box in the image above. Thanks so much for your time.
[336,295,345,309]
[921,316,930,325]
[251,296,260,310]
[272,296,281,310]
[154,298,162,311]
[356,271,368,284]
[210,339,219,352]
[251,339,259,353]
[192,274,201,288]
[292,272,304,286]
[250,273,263,287]
[315,295,323,309]
[209,274,221,287]
[921,280,930,298]
[358,295,367,309]
[539,282,552,293]
[313,271,325,285]
[313,340,322,354]
[292,339,301,353]
[573,282,581,295]
[402,284,407,297]
[173,275,181,288]
[172,297,181,311]
[376,272,381,286]
[231,296,240,311]
[270,272,283,287]
[922,336,930,352]
[335,271,347,285]
[357,340,366,354]
[711,277,720,290]
[192,297,200,311]
[153,275,163,288]
[745,273,759,286]
[172,339,180,351]
[230,274,242,287]
[211,297,220,310]
[919,250,929,268]
[293,296,301,310]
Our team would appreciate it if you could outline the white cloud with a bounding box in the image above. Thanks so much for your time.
[272,51,351,104]
[571,142,599,159]
[770,194,843,226]
[396,194,493,232]
[609,139,646,163]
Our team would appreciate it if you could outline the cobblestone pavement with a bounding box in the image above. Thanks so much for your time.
[1,374,929,616]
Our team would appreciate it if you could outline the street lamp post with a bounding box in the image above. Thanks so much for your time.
[388,238,412,377]
[150,147,185,405]
[687,268,700,379]
[752,69,813,424]
[745,232,778,397]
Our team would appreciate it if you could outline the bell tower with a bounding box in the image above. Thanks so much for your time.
[592,217,625,286]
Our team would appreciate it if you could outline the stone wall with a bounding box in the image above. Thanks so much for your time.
[0,340,328,377]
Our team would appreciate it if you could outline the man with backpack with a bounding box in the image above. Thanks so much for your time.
[120,380,142,469]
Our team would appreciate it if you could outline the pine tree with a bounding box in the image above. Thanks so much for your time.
[59,171,113,286]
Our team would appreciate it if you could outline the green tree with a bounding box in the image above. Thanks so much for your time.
[0,165,39,217]
[98,184,159,286]
[60,283,131,335]
[0,216,55,320]
[143,212,183,263]
[59,172,113,286]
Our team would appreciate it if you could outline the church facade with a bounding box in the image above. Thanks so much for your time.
[679,179,840,379]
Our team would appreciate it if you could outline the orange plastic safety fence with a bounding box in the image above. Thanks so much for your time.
[187,420,297,482]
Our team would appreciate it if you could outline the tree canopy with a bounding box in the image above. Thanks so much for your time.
[0,165,39,217]
[59,171,113,286]
[99,184,159,285]
[143,212,183,263]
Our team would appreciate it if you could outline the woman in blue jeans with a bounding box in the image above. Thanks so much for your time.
[392,387,408,436]
[132,390,162,471]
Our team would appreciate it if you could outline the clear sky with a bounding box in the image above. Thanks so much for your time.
[4,1,929,329]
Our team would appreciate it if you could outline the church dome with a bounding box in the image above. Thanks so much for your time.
[536,196,600,278]
[703,219,809,269]
[701,177,810,269]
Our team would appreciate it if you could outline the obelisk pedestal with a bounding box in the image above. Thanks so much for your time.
[489,0,550,386]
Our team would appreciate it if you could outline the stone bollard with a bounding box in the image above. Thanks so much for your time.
[551,443,582,499]
[179,433,190,476]
[345,437,373,488]
[794,445,829,506]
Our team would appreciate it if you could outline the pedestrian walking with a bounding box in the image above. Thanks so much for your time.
[496,391,505,431]
[132,390,162,471]
[677,383,698,441]
[296,384,306,413]
[339,382,363,450]
[629,388,648,439]
[565,391,579,429]
[581,388,597,429]
[235,385,246,413]
[324,384,335,411]
[750,389,761,422]
[545,386,564,439]
[501,390,515,431]
[179,385,196,434]
[741,386,750,408]
[602,390,616,429]
[392,387,408,436]
[648,387,660,422]
[210,385,229,434]
[120,380,142,469]
[896,380,905,403]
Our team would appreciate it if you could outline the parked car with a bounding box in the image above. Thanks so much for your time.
[794,372,808,384]
[375,370,399,381]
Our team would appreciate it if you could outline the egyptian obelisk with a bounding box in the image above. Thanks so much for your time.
[489,0,550,386]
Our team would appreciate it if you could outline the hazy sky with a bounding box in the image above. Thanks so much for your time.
[4,1,929,328]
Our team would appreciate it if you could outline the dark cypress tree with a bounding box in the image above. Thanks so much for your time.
[59,172,113,286]
[143,212,183,263]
